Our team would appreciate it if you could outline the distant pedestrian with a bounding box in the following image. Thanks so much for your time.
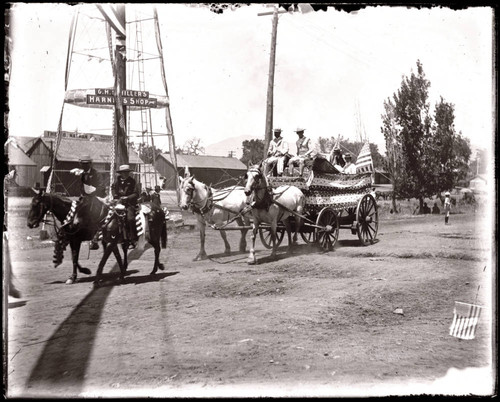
[432,202,440,215]
[444,191,451,224]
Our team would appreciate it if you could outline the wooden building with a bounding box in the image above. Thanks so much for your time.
[155,154,247,190]
[15,134,144,196]
[6,143,38,188]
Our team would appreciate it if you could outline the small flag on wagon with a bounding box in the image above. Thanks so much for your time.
[356,141,373,174]
[449,301,483,340]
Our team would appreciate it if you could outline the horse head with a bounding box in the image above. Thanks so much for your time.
[27,187,47,228]
[178,175,195,210]
[244,163,264,197]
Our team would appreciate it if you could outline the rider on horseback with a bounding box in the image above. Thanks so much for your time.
[111,164,140,249]
[71,155,106,249]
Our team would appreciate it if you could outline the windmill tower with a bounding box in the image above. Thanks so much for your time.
[46,4,179,198]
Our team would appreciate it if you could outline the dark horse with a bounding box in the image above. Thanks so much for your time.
[27,189,102,284]
[73,191,167,286]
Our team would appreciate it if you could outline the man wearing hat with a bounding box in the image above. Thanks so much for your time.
[289,128,313,177]
[71,155,106,249]
[73,155,106,198]
[111,164,140,248]
[330,145,346,169]
[341,153,357,174]
[264,128,290,177]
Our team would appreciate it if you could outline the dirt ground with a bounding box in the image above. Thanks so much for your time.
[4,196,496,398]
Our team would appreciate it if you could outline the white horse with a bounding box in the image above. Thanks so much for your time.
[178,176,252,261]
[244,162,306,264]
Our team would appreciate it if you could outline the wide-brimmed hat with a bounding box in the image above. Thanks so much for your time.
[445,191,450,196]
[344,153,352,159]
[79,154,92,162]
[295,127,306,133]
[273,128,282,133]
[117,164,132,172]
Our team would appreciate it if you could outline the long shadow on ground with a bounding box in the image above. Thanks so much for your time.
[25,248,175,396]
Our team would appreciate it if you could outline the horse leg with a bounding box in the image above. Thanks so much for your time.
[194,216,208,261]
[237,216,249,252]
[112,244,126,282]
[284,218,294,253]
[270,220,278,259]
[150,241,164,275]
[219,229,231,255]
[94,242,115,287]
[73,240,92,275]
[121,243,129,273]
[247,221,258,265]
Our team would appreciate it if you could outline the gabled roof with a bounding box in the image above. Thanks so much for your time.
[8,136,41,153]
[159,153,246,170]
[470,175,487,182]
[38,138,142,164]
[7,144,37,166]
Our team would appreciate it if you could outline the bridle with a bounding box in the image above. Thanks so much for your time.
[182,179,214,216]
[246,167,273,209]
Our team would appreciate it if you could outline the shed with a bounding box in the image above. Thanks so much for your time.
[469,175,487,193]
[155,153,247,189]
[6,143,38,188]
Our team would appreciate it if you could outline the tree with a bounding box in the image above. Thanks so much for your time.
[182,137,205,155]
[382,97,404,213]
[381,61,471,213]
[240,139,265,167]
[137,143,163,165]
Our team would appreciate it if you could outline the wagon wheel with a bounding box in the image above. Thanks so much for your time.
[315,207,339,251]
[300,230,315,244]
[300,213,316,244]
[356,194,378,246]
[259,227,285,249]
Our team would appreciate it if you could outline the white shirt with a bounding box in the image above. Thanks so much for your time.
[268,137,289,156]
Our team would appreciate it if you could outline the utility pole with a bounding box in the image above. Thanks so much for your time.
[258,7,287,159]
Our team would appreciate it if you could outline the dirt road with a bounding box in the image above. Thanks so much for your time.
[5,199,494,397]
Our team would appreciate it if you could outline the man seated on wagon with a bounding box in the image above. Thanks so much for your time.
[263,128,290,177]
[330,145,346,171]
[111,164,140,249]
[288,127,314,177]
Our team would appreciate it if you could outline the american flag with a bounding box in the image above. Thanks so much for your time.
[449,301,483,340]
[356,141,373,174]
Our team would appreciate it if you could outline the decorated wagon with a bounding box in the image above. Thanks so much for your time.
[259,157,379,251]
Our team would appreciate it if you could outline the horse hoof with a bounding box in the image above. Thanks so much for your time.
[66,278,76,285]
[224,250,231,256]
[149,269,157,275]
[93,281,101,288]
[158,264,165,271]
[79,267,91,275]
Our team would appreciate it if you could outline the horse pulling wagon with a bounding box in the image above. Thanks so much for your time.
[254,157,379,252]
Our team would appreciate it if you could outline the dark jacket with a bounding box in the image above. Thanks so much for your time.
[111,176,139,206]
[81,167,106,197]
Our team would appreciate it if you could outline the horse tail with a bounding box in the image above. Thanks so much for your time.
[161,221,167,249]
[53,234,69,268]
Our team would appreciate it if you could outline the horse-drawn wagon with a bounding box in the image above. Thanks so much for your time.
[257,157,379,251]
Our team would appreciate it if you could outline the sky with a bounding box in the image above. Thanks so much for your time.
[7,3,494,162]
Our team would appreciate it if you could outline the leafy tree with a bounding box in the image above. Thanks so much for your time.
[136,143,163,165]
[240,139,265,167]
[381,61,471,213]
[381,98,404,212]
[182,137,205,155]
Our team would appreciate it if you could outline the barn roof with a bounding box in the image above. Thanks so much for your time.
[159,153,246,170]
[8,136,41,153]
[7,144,37,166]
[37,137,143,164]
